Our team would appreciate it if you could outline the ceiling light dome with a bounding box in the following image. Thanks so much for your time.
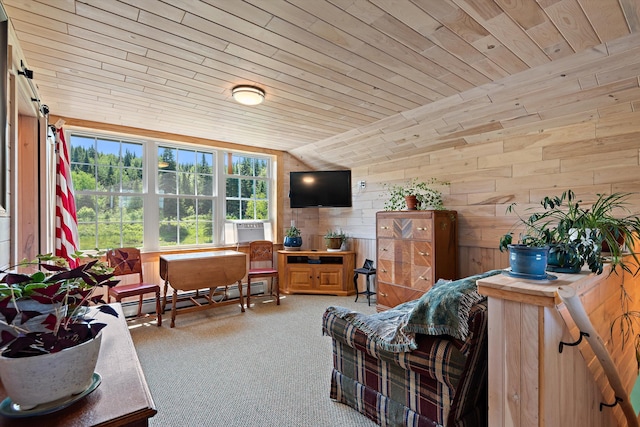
[232,85,265,105]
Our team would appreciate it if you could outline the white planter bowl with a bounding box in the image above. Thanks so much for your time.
[0,331,102,410]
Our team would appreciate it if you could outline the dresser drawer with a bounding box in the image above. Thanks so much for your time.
[411,218,433,240]
[377,258,432,290]
[411,241,433,266]
[377,216,434,240]
[377,281,426,311]
[377,217,395,238]
[377,257,394,283]
[377,238,396,261]
[378,240,433,264]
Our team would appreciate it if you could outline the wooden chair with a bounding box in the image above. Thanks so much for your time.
[247,240,280,307]
[106,248,162,326]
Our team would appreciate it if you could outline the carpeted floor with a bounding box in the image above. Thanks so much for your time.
[129,293,379,427]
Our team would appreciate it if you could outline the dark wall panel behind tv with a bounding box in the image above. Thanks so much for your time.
[289,170,352,208]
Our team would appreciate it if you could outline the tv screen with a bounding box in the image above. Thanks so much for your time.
[289,170,352,208]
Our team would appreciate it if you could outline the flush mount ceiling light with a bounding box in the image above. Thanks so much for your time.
[232,85,265,105]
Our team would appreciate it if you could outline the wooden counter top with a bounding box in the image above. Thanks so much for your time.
[476,266,611,307]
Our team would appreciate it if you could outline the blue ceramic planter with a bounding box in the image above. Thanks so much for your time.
[284,236,302,250]
[508,244,549,277]
[546,245,583,273]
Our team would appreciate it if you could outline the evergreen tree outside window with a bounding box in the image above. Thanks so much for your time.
[225,154,269,220]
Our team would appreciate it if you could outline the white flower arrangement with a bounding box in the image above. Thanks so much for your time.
[382,178,449,211]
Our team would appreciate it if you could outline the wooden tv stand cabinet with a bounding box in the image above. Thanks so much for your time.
[277,250,355,296]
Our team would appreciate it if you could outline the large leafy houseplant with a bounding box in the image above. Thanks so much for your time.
[382,178,449,211]
[0,253,119,358]
[499,190,640,275]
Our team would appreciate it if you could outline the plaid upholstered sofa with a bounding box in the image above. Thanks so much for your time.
[322,270,501,427]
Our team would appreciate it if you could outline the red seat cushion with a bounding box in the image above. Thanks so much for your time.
[109,283,160,299]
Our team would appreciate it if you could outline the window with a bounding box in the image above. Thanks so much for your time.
[225,154,269,220]
[70,135,144,249]
[69,133,274,251]
[157,146,215,246]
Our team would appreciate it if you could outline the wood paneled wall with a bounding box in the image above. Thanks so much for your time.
[316,110,640,278]
[16,115,38,262]
[280,153,320,251]
[13,112,640,283]
[12,81,640,287]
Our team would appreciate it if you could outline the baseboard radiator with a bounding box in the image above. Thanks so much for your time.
[118,280,270,318]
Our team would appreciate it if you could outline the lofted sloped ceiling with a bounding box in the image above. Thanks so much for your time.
[4,0,640,169]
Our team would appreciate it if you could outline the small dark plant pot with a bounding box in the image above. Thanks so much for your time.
[508,244,549,277]
[546,246,583,273]
[283,236,302,250]
[404,195,419,210]
[601,233,625,253]
[325,237,343,250]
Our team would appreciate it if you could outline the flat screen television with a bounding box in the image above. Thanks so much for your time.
[289,170,352,208]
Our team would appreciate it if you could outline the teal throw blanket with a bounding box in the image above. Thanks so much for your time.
[326,270,502,353]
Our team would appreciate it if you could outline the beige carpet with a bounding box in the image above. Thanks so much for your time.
[129,293,379,427]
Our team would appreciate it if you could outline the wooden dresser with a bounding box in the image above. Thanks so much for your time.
[376,210,458,311]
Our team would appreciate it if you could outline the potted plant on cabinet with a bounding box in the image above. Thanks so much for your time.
[0,252,119,412]
[503,190,640,369]
[507,190,590,275]
[382,178,449,211]
[283,225,302,251]
[324,229,348,251]
[498,203,551,278]
[499,190,640,278]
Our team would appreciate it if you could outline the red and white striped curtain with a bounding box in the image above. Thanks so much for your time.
[55,127,79,268]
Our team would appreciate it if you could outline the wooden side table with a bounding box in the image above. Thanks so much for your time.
[159,250,247,327]
[353,265,376,306]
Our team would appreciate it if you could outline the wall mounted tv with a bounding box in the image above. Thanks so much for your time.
[289,170,352,208]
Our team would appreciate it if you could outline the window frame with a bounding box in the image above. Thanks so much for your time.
[223,152,271,222]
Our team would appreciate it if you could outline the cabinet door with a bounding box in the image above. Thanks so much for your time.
[288,266,314,291]
[315,266,344,292]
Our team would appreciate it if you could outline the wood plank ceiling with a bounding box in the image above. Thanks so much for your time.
[4,0,640,169]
